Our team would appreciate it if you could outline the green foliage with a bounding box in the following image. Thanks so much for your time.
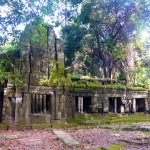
[0,43,22,86]
[0,0,54,44]
[63,0,150,80]
[104,144,126,150]
[39,60,72,86]
[67,113,150,125]
[20,20,48,50]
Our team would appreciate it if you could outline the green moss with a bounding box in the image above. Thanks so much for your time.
[67,114,150,126]
[32,124,50,129]
[104,144,126,150]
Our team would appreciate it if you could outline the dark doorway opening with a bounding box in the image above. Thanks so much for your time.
[46,95,51,114]
[109,98,122,113]
[117,98,122,113]
[109,98,114,112]
[0,92,4,122]
[136,98,145,112]
[75,97,78,112]
[83,97,91,113]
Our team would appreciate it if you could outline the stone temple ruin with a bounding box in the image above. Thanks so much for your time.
[0,27,150,124]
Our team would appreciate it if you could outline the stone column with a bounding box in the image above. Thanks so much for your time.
[91,94,98,113]
[132,98,136,113]
[145,98,149,113]
[35,94,38,113]
[9,98,14,124]
[72,97,76,118]
[14,97,22,124]
[43,95,46,114]
[60,95,66,118]
[55,92,59,120]
[32,94,35,114]
[114,98,117,113]
[78,97,83,114]
[78,97,81,113]
[103,97,109,112]
[80,97,83,114]
[25,93,31,123]
[14,100,18,124]
[39,95,43,114]
[51,94,55,119]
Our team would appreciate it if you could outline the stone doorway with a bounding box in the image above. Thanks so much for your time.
[75,97,78,112]
[109,98,123,113]
[117,98,122,113]
[136,98,145,112]
[46,95,51,114]
[109,98,115,112]
[75,96,92,113]
[83,97,92,113]
[0,92,4,122]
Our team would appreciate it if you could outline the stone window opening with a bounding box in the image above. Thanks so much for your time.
[31,94,51,114]
[83,97,92,113]
[75,96,92,113]
[46,95,51,114]
[136,98,145,112]
[109,98,123,113]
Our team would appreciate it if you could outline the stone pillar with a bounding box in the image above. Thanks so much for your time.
[125,100,130,113]
[78,97,83,114]
[9,98,14,124]
[132,98,136,113]
[145,98,149,113]
[55,92,59,120]
[114,98,117,113]
[78,97,81,113]
[103,97,109,112]
[25,93,31,123]
[120,105,125,113]
[60,95,66,118]
[14,97,22,124]
[14,100,18,124]
[39,95,43,114]
[91,94,99,113]
[81,97,83,114]
[51,94,55,119]
[35,94,38,113]
[72,97,76,118]
[32,94,35,114]
[43,95,46,114]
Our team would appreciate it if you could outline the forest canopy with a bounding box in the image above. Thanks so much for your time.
[0,0,150,88]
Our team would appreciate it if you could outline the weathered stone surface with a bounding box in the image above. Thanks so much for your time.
[1,25,150,125]
[53,129,80,146]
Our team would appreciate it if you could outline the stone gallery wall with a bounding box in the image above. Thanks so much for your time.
[2,26,65,124]
[1,26,150,125]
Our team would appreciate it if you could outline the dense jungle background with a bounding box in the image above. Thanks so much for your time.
[0,0,150,88]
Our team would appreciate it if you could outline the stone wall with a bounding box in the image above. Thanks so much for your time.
[1,25,150,125]
[2,26,65,124]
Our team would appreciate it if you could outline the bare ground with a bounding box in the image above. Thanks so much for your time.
[0,123,150,150]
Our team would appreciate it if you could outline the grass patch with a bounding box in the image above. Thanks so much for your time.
[32,123,51,129]
[104,144,126,150]
[67,113,150,126]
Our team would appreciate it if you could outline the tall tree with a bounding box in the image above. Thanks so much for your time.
[63,0,150,80]
[0,0,55,44]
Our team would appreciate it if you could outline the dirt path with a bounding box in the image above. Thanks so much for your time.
[0,123,150,150]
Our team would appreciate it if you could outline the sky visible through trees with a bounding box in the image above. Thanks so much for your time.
[0,0,150,88]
